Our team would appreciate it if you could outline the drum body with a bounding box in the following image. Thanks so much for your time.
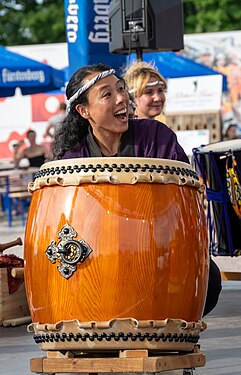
[193,139,241,256]
[25,157,208,352]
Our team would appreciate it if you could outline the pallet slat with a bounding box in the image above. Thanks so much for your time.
[221,271,241,281]
[30,347,206,374]
[0,268,30,325]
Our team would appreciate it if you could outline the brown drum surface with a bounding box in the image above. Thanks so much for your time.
[25,180,208,325]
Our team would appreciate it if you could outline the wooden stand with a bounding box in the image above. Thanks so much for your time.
[30,346,205,374]
[221,271,241,281]
[166,112,221,143]
[0,267,30,325]
[0,238,31,325]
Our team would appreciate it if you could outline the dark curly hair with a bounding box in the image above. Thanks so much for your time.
[52,63,111,159]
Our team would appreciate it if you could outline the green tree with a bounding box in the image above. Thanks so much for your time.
[1,1,241,46]
[183,0,241,34]
[0,0,66,46]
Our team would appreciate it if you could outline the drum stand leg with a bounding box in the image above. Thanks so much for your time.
[30,345,205,374]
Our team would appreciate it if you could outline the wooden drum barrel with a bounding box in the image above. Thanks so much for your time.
[25,157,208,352]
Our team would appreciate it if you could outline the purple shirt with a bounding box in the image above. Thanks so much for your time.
[62,119,189,163]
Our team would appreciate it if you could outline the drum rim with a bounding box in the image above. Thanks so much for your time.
[194,139,241,153]
[29,157,202,192]
[28,317,207,352]
[40,157,191,170]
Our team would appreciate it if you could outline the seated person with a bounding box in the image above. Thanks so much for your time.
[13,129,51,167]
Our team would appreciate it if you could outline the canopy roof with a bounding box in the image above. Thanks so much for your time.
[0,46,65,97]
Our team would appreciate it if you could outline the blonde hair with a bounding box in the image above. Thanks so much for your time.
[123,61,167,98]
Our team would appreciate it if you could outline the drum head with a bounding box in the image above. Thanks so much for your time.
[29,157,202,192]
[198,139,241,153]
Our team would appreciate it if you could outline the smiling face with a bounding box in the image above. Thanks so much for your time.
[76,73,130,140]
[134,76,166,119]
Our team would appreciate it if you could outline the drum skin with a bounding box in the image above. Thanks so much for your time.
[24,181,209,325]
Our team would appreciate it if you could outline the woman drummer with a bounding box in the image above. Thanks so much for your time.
[52,63,221,316]
[53,64,186,162]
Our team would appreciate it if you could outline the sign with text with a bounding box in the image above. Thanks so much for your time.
[64,0,125,78]
[166,75,223,114]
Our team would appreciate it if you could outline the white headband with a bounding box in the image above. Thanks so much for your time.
[146,80,164,88]
[128,80,164,95]
[68,69,116,105]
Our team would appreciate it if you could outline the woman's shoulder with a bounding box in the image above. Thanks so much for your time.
[21,146,31,156]
[131,118,169,127]
[129,118,176,148]
[130,118,174,135]
[130,118,163,125]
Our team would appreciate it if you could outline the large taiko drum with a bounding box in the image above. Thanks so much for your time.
[193,139,241,257]
[25,157,208,352]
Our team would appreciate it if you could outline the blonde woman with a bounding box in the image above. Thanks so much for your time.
[123,61,167,120]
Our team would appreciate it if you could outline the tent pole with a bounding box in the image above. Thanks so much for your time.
[136,47,143,61]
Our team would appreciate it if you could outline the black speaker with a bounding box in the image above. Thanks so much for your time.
[109,0,184,54]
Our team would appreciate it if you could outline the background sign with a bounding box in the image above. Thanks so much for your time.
[166,75,223,114]
[64,0,125,78]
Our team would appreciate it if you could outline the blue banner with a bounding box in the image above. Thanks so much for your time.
[64,0,125,79]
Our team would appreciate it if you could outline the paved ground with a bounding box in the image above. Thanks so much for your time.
[1,215,241,374]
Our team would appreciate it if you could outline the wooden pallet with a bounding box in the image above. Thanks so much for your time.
[221,271,241,281]
[0,268,30,325]
[30,346,206,374]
